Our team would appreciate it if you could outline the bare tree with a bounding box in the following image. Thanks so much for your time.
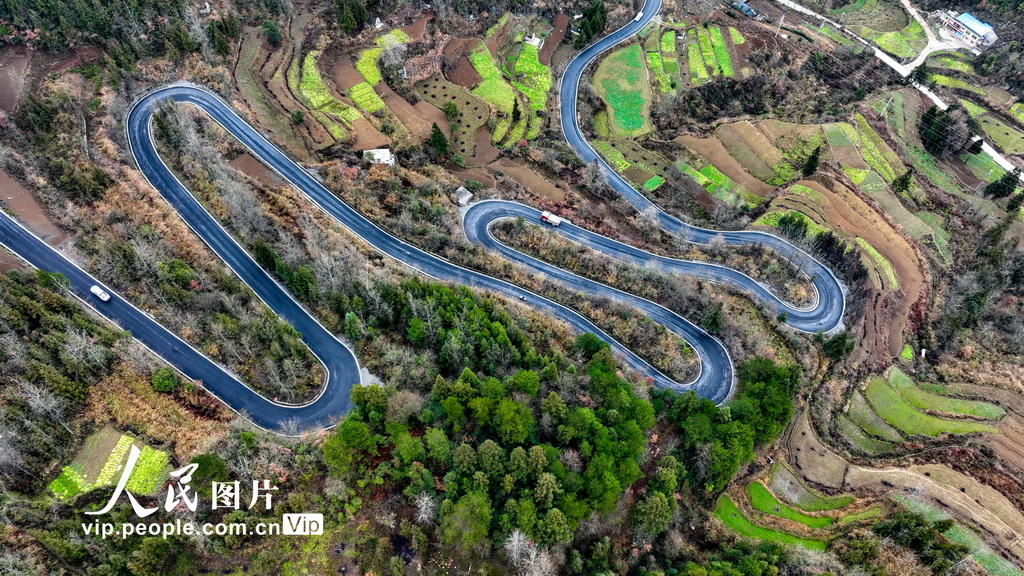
[414,492,435,524]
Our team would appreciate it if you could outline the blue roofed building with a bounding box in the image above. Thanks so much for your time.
[939,11,998,49]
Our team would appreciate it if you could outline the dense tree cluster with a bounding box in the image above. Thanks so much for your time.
[322,334,653,557]
[653,358,799,494]
[574,0,608,48]
[0,271,124,490]
[918,105,975,156]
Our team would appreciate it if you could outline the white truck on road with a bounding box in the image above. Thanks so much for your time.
[540,211,563,227]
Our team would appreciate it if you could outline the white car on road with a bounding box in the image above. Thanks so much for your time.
[90,285,111,302]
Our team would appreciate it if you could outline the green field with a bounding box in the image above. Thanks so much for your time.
[661,30,676,53]
[928,73,986,96]
[468,42,517,113]
[976,113,1024,155]
[887,368,1005,420]
[838,413,895,454]
[930,53,975,75]
[729,27,745,45]
[746,482,833,528]
[299,51,361,126]
[958,99,987,118]
[714,496,827,550]
[856,238,899,289]
[348,82,385,113]
[374,28,411,46]
[594,140,631,171]
[863,377,999,437]
[838,507,882,524]
[962,150,1006,182]
[644,175,665,190]
[356,48,382,85]
[1012,103,1024,123]
[512,43,552,112]
[873,19,926,59]
[647,51,673,93]
[855,114,899,182]
[900,343,914,360]
[849,391,905,442]
[708,26,734,77]
[687,41,710,84]
[49,428,171,500]
[594,43,652,137]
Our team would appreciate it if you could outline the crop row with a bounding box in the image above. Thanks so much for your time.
[349,82,385,113]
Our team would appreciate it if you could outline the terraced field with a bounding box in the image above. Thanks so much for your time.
[49,427,171,500]
[593,43,652,138]
[714,496,828,550]
[746,482,833,528]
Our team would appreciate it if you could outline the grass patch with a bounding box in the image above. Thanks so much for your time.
[126,446,170,495]
[863,377,999,437]
[647,51,673,93]
[708,26,734,77]
[594,43,651,137]
[348,82,385,113]
[687,41,710,84]
[839,507,882,524]
[959,99,987,118]
[887,368,1005,420]
[856,238,898,289]
[696,27,720,76]
[928,73,986,96]
[976,113,1024,155]
[593,141,631,171]
[1011,103,1024,123]
[644,175,666,190]
[818,25,853,46]
[661,30,676,53]
[855,113,899,182]
[874,19,925,59]
[49,464,89,499]
[512,43,553,112]
[900,343,914,361]
[849,391,905,442]
[903,146,960,194]
[714,496,827,550]
[355,48,382,85]
[838,414,895,454]
[930,53,975,75]
[299,51,361,126]
[961,150,1006,182]
[729,27,745,44]
[374,28,411,46]
[468,42,517,113]
[747,482,833,528]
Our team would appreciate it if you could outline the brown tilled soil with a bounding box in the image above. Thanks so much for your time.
[413,100,453,138]
[447,56,483,88]
[489,158,565,202]
[330,56,364,91]
[945,155,984,189]
[350,118,390,150]
[229,152,283,187]
[0,170,67,245]
[465,126,500,166]
[400,15,430,43]
[448,168,496,189]
[799,179,925,360]
[483,19,511,55]
[376,83,448,141]
[675,134,774,197]
[0,45,29,115]
[442,37,473,58]
[540,14,569,66]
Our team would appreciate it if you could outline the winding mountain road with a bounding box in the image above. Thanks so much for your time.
[0,0,845,431]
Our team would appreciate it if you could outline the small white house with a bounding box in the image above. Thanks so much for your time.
[524,34,543,48]
[364,148,395,166]
[455,186,473,206]
[939,11,998,49]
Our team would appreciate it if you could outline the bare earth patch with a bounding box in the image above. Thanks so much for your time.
[0,169,67,245]
[489,158,565,201]
[229,152,283,187]
[0,45,29,115]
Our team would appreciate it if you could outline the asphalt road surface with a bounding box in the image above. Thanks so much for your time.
[0,1,844,430]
